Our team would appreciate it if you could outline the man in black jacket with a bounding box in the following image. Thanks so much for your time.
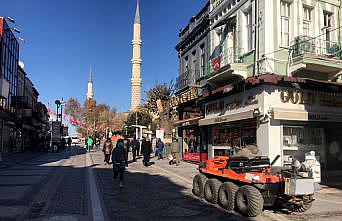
[131,137,140,162]
[141,136,151,167]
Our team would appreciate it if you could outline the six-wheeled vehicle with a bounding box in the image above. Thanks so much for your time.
[192,155,315,217]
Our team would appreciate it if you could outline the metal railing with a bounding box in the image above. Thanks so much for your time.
[291,35,342,60]
[207,47,245,74]
[176,69,203,90]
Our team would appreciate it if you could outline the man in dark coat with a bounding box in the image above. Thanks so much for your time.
[112,139,128,187]
[130,137,140,162]
[141,136,151,167]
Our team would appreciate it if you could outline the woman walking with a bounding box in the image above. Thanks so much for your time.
[112,139,128,187]
[103,138,113,165]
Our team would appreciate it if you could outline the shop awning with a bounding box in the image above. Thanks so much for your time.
[175,116,203,127]
[199,110,255,126]
[272,108,342,122]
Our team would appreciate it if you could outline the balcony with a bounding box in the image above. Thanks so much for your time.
[290,35,342,80]
[206,47,248,85]
[176,69,205,92]
[11,96,33,109]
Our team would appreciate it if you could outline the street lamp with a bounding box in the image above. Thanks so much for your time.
[55,100,61,122]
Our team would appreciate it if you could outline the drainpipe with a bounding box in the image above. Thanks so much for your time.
[339,0,342,44]
[253,0,259,76]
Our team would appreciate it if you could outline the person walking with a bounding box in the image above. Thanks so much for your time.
[87,136,93,152]
[103,138,113,165]
[141,136,151,166]
[67,137,72,151]
[171,138,180,166]
[131,137,140,162]
[112,139,128,188]
[157,138,164,160]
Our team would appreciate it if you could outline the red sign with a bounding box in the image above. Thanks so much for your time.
[183,152,207,162]
[0,18,3,37]
[211,56,221,72]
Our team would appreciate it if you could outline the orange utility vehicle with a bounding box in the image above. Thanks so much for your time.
[192,155,315,217]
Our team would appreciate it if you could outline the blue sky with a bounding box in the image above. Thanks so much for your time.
[1,0,207,113]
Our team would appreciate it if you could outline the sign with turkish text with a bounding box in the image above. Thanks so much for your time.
[169,87,199,107]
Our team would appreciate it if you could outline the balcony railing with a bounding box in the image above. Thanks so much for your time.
[11,96,33,109]
[207,47,245,74]
[291,35,342,60]
[176,69,204,90]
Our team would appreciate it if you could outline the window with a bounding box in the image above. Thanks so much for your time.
[303,6,312,36]
[245,8,253,50]
[282,126,323,164]
[184,56,189,72]
[323,11,333,50]
[281,1,290,47]
[200,44,205,77]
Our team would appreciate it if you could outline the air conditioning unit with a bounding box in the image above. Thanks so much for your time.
[0,78,9,98]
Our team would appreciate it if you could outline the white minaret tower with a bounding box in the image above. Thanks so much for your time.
[87,67,94,100]
[131,0,142,111]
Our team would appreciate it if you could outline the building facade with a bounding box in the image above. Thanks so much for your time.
[208,0,342,81]
[173,1,342,181]
[173,2,210,162]
[0,17,49,155]
[0,17,19,153]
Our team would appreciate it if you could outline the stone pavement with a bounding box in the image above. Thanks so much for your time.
[0,147,90,221]
[91,151,285,221]
[91,150,342,221]
[1,147,342,221]
[0,152,45,169]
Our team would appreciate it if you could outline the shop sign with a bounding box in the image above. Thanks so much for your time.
[308,113,342,122]
[206,95,258,115]
[211,56,221,72]
[183,152,207,162]
[169,87,199,108]
[279,88,342,108]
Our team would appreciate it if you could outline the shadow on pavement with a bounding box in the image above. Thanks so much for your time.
[93,166,256,221]
[0,147,90,221]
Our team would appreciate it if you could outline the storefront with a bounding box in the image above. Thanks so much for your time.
[199,87,261,159]
[175,116,208,162]
[200,82,342,180]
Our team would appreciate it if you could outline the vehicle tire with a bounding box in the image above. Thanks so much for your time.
[192,174,208,198]
[291,195,313,213]
[204,178,222,204]
[218,182,238,211]
[236,185,264,217]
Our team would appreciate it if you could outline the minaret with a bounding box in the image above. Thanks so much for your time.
[87,67,94,100]
[131,0,142,111]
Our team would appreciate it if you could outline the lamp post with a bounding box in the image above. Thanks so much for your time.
[135,111,138,139]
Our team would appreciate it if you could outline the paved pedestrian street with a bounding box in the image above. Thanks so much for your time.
[1,147,342,221]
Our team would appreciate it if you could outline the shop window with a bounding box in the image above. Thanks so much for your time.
[282,126,323,164]
[182,128,200,153]
[212,123,256,152]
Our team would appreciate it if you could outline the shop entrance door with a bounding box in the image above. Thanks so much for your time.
[325,127,342,172]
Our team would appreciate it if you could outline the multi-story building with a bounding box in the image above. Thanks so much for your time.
[208,0,342,82]
[14,63,47,151]
[176,1,210,91]
[0,17,19,152]
[173,2,210,162]
[173,1,342,181]
[0,17,48,154]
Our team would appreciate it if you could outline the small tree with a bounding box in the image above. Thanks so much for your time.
[143,82,175,138]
